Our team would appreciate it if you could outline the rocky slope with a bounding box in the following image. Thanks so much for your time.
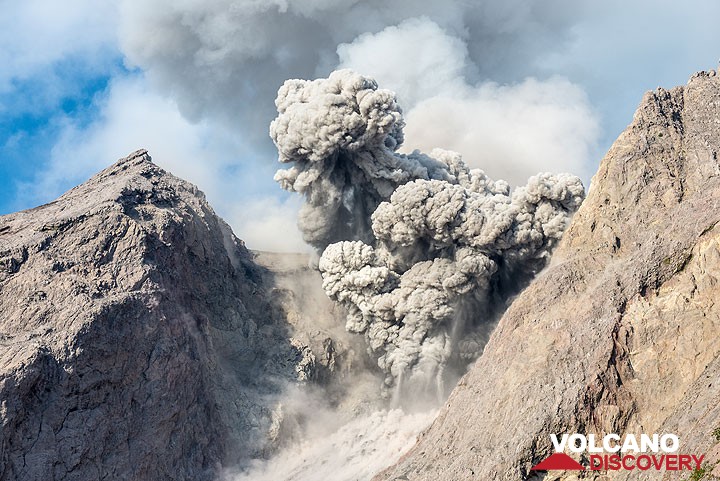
[0,151,344,481]
[378,70,720,481]
[251,251,377,409]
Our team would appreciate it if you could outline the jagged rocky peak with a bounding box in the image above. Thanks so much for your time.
[0,150,335,481]
[378,71,720,480]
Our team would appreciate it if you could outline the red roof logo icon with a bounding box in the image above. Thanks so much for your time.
[531,453,586,471]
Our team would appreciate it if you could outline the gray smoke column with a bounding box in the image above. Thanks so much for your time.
[271,70,584,400]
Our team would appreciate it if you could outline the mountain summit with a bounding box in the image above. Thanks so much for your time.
[0,151,314,480]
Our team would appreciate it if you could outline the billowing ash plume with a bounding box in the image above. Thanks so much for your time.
[271,70,584,399]
[270,69,455,250]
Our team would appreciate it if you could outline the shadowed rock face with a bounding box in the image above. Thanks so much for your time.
[377,71,720,481]
[0,151,306,481]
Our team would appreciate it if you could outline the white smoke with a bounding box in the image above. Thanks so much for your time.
[271,70,584,399]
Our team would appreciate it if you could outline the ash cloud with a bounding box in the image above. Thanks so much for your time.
[117,0,589,154]
[272,70,584,399]
[270,69,452,250]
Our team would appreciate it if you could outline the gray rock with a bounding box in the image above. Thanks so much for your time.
[0,151,314,481]
[377,71,720,480]
[251,251,366,386]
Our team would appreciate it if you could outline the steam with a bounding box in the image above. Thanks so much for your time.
[271,70,584,398]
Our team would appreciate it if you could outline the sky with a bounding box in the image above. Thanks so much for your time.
[1,0,719,252]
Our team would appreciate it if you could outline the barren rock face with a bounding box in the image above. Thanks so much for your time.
[0,151,307,481]
[378,71,720,481]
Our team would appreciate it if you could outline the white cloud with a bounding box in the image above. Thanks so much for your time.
[0,0,118,91]
[37,77,226,195]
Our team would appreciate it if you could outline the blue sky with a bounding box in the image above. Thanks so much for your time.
[0,59,121,211]
[1,0,719,251]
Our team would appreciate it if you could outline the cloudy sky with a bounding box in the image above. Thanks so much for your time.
[1,0,719,251]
